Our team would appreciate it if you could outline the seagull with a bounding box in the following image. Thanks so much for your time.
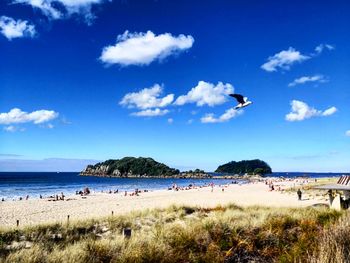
[229,94,252,109]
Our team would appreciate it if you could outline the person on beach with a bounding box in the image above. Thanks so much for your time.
[297,189,302,201]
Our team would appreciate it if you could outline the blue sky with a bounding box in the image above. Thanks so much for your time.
[0,0,349,172]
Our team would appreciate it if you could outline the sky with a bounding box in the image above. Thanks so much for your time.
[0,0,349,172]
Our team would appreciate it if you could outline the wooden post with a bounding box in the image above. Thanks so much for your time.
[16,220,19,227]
[67,215,70,224]
[123,228,131,238]
[111,211,114,216]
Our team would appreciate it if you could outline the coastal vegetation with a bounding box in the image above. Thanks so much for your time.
[81,157,273,178]
[80,157,180,177]
[215,159,272,175]
[0,204,345,263]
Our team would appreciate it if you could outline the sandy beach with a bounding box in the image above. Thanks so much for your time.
[0,180,328,228]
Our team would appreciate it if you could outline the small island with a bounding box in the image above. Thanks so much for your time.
[81,157,211,178]
[81,157,272,178]
[215,159,272,176]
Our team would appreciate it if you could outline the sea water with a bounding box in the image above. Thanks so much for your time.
[0,172,239,200]
[0,172,344,200]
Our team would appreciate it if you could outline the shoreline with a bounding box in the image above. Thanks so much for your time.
[0,178,330,228]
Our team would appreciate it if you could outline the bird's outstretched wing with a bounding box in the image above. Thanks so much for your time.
[229,94,245,104]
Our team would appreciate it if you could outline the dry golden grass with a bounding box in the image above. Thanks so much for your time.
[0,204,344,263]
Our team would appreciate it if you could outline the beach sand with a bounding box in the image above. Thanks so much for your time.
[0,180,327,228]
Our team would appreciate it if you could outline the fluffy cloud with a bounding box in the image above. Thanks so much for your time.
[100,31,194,66]
[13,0,107,21]
[262,44,335,72]
[0,108,59,125]
[201,108,242,123]
[175,81,234,107]
[261,47,310,72]
[120,84,174,110]
[315,43,334,54]
[131,108,169,117]
[167,118,173,124]
[346,130,350,137]
[0,16,36,40]
[288,74,327,87]
[285,100,337,121]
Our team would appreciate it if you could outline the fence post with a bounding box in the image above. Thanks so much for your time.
[123,228,131,238]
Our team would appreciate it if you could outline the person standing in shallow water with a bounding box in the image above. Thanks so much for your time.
[297,189,302,201]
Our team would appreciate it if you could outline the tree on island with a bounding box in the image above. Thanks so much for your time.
[83,157,180,177]
[215,159,272,175]
[183,169,205,174]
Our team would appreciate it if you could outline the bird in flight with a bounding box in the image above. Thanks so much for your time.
[229,94,252,110]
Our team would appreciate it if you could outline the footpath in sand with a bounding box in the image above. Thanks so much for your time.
[0,181,327,228]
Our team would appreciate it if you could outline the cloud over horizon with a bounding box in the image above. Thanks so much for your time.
[285,100,337,121]
[131,108,169,117]
[0,108,59,125]
[120,84,173,117]
[100,31,194,66]
[288,74,327,87]
[0,157,100,172]
[120,84,174,109]
[175,81,234,107]
[120,81,238,120]
[201,108,242,123]
[0,16,36,40]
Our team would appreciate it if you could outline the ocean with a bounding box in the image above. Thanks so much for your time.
[0,172,345,200]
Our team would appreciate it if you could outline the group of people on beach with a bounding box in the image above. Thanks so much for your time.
[1,177,313,202]
[0,180,243,202]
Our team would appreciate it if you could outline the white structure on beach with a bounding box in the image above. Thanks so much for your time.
[315,175,350,210]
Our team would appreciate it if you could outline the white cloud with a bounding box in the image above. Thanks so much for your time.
[261,47,310,72]
[13,0,106,21]
[0,16,36,40]
[100,30,194,66]
[131,108,169,117]
[201,108,242,123]
[120,84,174,110]
[187,119,194,124]
[288,74,327,87]
[167,118,173,124]
[0,108,59,125]
[262,44,334,72]
[3,125,25,132]
[315,43,334,54]
[346,130,350,137]
[322,107,337,116]
[175,81,234,107]
[285,100,337,121]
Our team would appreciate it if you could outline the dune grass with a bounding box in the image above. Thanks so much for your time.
[0,204,344,263]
